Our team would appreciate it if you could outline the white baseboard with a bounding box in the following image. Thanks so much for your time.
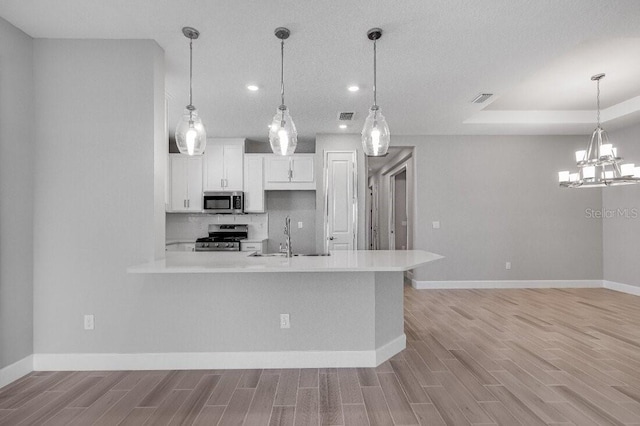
[411,279,603,290]
[604,280,640,296]
[376,335,406,366]
[33,340,407,371]
[0,355,34,389]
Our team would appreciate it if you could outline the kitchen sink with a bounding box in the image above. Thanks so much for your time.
[248,252,331,257]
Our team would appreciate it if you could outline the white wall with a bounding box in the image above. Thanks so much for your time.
[410,135,604,281]
[320,133,603,282]
[0,17,34,369]
[32,39,166,354]
[603,122,640,288]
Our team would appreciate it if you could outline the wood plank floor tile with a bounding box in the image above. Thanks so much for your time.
[478,401,523,426]
[337,369,364,404]
[193,405,226,426]
[294,387,319,426]
[270,405,296,426]
[168,374,220,426]
[410,403,446,426]
[208,370,244,406]
[299,369,319,388]
[423,386,471,426]
[142,389,191,426]
[319,373,343,425]
[361,387,393,426]
[119,406,156,426]
[433,371,493,424]
[41,407,85,426]
[68,390,128,425]
[342,404,369,426]
[377,372,418,425]
[274,369,300,406]
[389,360,430,404]
[218,388,255,426]
[245,373,280,425]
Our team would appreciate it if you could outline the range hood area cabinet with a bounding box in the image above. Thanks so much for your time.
[167,154,203,212]
[203,138,245,192]
[264,154,315,190]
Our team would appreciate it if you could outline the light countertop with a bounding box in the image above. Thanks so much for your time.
[128,250,443,274]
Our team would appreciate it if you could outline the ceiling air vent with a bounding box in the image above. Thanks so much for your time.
[338,112,356,121]
[471,93,493,104]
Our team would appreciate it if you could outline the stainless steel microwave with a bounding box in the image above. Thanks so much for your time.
[203,191,243,214]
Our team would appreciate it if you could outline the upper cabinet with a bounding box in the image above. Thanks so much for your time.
[168,154,203,212]
[264,154,316,190]
[243,154,265,213]
[203,138,245,192]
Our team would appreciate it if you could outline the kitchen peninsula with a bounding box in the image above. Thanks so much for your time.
[128,250,442,368]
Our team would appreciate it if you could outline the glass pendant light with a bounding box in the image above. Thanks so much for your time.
[362,28,390,157]
[175,27,206,156]
[269,27,298,156]
[558,73,640,188]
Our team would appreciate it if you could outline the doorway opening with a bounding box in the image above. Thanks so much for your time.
[365,147,414,250]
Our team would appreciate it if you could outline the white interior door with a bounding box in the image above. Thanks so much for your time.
[325,151,356,251]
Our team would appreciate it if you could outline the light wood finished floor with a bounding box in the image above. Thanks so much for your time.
[2,287,640,425]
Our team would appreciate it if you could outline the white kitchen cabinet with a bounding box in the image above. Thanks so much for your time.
[203,138,245,191]
[243,154,265,213]
[264,154,316,190]
[168,154,203,212]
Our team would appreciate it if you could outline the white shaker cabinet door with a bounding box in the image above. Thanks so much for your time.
[266,156,292,183]
[223,145,244,191]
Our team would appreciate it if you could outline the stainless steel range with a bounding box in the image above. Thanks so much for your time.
[195,224,248,252]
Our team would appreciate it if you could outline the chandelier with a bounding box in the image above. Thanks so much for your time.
[559,73,640,188]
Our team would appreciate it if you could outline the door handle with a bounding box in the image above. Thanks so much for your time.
[187,199,190,208]
[329,236,334,240]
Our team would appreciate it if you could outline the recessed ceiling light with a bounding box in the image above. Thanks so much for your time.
[348,85,360,92]
[247,85,259,91]
[339,124,347,129]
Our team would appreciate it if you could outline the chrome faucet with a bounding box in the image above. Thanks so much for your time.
[282,216,293,258]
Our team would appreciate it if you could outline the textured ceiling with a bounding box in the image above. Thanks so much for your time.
[2,0,640,140]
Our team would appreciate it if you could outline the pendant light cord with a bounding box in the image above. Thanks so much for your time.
[280,39,285,107]
[373,38,377,107]
[189,38,193,108]
[596,78,600,128]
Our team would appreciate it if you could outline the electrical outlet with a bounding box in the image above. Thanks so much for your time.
[298,221,303,229]
[84,314,95,330]
[505,262,511,270]
[432,221,440,229]
[280,314,290,329]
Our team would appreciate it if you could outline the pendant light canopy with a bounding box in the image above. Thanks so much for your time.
[175,27,206,156]
[559,74,640,188]
[269,27,298,156]
[362,28,390,157]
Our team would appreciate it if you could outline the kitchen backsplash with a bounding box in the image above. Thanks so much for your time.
[166,213,268,241]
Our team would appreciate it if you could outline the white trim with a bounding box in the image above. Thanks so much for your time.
[375,334,406,366]
[33,343,409,371]
[604,280,640,296]
[411,279,602,290]
[0,355,34,389]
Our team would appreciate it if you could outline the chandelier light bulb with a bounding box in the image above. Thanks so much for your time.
[575,150,586,163]
[621,163,635,176]
[582,166,596,179]
[558,171,570,183]
[600,144,613,158]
